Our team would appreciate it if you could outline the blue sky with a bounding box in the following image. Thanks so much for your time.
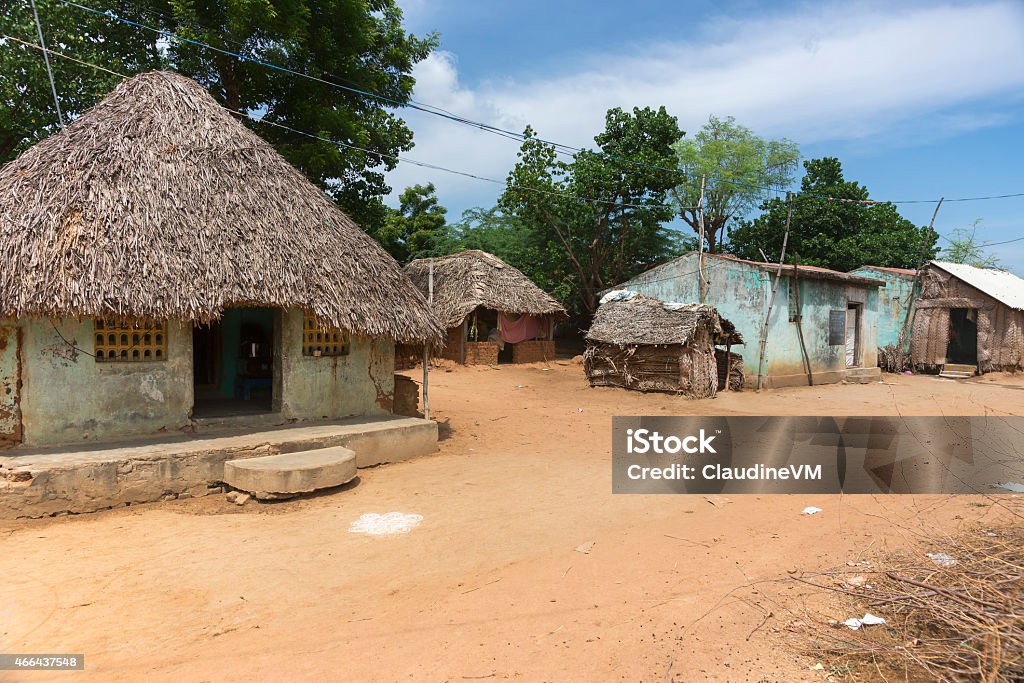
[386,0,1024,273]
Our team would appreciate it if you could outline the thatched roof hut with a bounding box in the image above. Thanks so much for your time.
[0,71,442,344]
[584,295,741,396]
[404,250,566,329]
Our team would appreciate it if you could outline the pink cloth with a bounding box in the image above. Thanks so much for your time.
[498,313,548,344]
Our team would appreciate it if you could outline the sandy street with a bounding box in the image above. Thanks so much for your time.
[1,365,1022,682]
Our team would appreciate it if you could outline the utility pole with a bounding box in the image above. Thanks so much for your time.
[422,260,433,420]
[697,174,708,303]
[896,197,943,371]
[755,192,793,392]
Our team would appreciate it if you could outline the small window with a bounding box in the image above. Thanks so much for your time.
[302,312,350,357]
[94,318,168,362]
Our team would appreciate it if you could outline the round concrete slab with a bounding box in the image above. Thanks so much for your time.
[223,446,357,498]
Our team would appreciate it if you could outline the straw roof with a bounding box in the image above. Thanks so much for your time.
[404,250,567,328]
[0,71,443,343]
[586,295,741,346]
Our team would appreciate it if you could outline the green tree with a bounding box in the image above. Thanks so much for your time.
[728,157,938,272]
[672,115,799,254]
[1,0,164,160]
[942,220,1000,268]
[500,107,684,314]
[1,0,435,233]
[374,183,447,263]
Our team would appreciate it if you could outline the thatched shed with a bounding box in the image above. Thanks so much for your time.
[404,250,567,364]
[584,294,742,397]
[0,71,443,447]
[911,261,1024,373]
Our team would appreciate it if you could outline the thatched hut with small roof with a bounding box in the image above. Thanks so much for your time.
[584,294,743,397]
[404,250,567,365]
[0,71,443,447]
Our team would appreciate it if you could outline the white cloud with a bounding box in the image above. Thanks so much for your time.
[386,1,1024,214]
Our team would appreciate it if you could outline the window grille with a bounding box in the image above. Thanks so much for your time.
[302,312,350,356]
[94,318,167,362]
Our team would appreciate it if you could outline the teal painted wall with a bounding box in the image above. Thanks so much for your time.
[218,307,275,398]
[850,267,917,350]
[620,254,881,385]
[0,323,21,443]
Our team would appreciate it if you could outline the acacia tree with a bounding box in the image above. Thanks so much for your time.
[729,157,939,272]
[500,107,683,314]
[942,220,1000,268]
[671,115,799,254]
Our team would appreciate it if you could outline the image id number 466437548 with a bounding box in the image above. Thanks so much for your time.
[0,654,85,670]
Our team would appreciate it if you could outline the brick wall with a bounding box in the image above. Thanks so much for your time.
[464,341,499,365]
[512,340,555,364]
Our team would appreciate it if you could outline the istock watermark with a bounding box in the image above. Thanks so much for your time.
[612,416,1024,494]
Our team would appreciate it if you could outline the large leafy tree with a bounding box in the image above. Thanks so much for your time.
[1,0,435,232]
[500,107,684,314]
[373,182,447,263]
[728,157,938,272]
[0,0,164,160]
[671,115,799,254]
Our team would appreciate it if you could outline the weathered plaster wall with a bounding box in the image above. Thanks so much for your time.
[851,267,917,350]
[20,318,193,446]
[277,308,395,419]
[0,323,22,446]
[621,254,881,386]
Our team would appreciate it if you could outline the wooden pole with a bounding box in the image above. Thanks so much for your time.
[755,192,793,392]
[792,262,814,386]
[422,261,433,420]
[697,175,708,304]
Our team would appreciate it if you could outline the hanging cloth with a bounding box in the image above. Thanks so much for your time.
[498,313,548,344]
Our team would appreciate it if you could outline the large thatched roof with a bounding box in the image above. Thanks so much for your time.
[0,71,442,343]
[404,250,567,328]
[586,294,742,346]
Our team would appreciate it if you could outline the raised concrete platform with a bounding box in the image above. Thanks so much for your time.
[223,447,357,499]
[844,367,882,384]
[0,416,437,519]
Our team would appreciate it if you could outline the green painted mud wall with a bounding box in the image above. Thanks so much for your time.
[0,323,22,445]
[850,267,917,351]
[276,309,395,419]
[19,318,193,446]
[621,253,881,385]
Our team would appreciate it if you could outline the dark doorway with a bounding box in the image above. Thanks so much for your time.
[192,307,276,417]
[946,308,978,365]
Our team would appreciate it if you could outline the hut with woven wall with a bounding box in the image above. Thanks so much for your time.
[404,251,567,365]
[583,294,742,398]
[910,261,1024,374]
[0,71,442,448]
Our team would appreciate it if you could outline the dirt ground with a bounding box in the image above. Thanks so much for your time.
[1,365,1022,682]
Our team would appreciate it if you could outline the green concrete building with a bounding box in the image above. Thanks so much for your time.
[0,72,442,448]
[616,252,886,387]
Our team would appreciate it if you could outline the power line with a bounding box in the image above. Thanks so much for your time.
[2,35,702,215]
[57,0,1024,209]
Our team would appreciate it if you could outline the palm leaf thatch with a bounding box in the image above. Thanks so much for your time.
[0,71,443,343]
[404,250,567,328]
[584,295,741,396]
[585,295,739,347]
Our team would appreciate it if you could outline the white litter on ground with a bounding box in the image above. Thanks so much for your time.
[349,512,423,536]
[926,552,957,567]
[843,613,886,630]
[994,482,1024,493]
[801,506,823,515]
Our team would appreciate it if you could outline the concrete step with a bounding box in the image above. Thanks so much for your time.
[844,366,882,384]
[223,446,357,499]
[940,363,977,378]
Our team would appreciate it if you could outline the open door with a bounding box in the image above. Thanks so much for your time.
[946,308,978,365]
[845,303,861,368]
[192,307,277,417]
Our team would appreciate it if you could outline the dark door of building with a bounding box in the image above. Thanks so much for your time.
[946,308,978,365]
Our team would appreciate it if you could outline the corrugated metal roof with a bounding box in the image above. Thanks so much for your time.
[930,261,1024,311]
